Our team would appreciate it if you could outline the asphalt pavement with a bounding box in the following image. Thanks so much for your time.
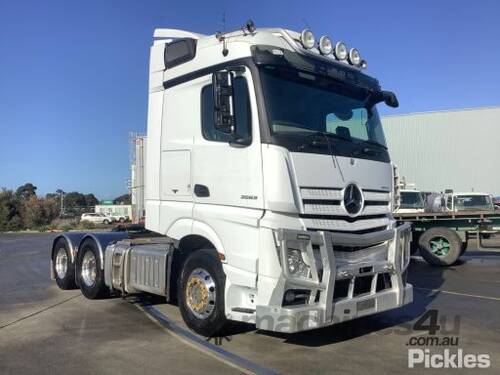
[1,232,499,374]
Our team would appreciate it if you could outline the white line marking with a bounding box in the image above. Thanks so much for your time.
[414,287,500,301]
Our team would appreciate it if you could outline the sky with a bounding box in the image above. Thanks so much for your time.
[0,0,499,199]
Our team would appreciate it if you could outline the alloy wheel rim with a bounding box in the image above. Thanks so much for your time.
[55,248,68,279]
[81,251,97,287]
[430,236,451,256]
[185,268,216,319]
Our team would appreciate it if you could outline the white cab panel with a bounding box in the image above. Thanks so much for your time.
[261,145,300,213]
[160,150,191,198]
[290,152,393,191]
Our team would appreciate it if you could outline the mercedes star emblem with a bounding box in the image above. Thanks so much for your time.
[343,183,364,216]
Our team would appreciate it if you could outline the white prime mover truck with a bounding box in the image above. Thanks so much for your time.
[50,22,412,336]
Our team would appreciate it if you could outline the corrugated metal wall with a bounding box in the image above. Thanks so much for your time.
[382,107,500,195]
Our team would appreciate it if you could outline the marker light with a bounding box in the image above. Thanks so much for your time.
[334,41,348,60]
[318,36,333,55]
[348,48,361,66]
[300,29,315,49]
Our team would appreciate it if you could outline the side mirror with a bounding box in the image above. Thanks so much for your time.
[213,70,235,134]
[382,90,399,108]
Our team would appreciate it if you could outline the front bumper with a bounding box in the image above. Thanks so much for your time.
[256,223,413,333]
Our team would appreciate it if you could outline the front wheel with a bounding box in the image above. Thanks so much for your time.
[178,249,228,337]
[76,239,109,299]
[418,227,462,266]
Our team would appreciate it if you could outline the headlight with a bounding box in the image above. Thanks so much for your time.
[334,41,348,60]
[300,29,315,49]
[399,230,411,270]
[318,36,333,55]
[348,48,361,66]
[287,248,310,278]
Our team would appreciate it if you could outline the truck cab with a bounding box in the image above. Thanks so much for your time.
[445,192,495,212]
[396,189,425,214]
[51,24,412,336]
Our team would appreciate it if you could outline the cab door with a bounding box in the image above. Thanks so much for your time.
[191,67,263,211]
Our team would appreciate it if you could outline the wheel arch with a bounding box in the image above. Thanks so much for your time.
[51,233,87,264]
[166,220,225,302]
[166,219,225,257]
[76,232,131,270]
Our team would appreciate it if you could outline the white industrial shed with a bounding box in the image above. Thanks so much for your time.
[382,106,500,196]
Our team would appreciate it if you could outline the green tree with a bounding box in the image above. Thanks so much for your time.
[84,193,99,207]
[15,183,37,200]
[64,192,86,207]
[20,196,59,229]
[114,194,131,205]
[0,189,22,231]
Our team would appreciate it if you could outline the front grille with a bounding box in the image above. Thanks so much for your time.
[299,187,392,236]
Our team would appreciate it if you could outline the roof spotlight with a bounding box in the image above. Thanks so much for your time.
[300,29,315,49]
[360,59,368,69]
[318,36,333,55]
[348,48,362,66]
[334,41,348,60]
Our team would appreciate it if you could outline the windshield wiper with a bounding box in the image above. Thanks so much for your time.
[360,139,387,149]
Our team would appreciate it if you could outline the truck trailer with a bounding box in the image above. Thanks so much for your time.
[50,22,413,336]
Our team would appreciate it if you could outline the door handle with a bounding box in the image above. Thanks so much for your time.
[194,184,210,197]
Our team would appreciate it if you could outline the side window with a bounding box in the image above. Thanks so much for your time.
[446,196,453,210]
[201,76,251,142]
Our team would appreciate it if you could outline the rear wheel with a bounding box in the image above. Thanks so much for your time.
[178,249,228,337]
[419,227,462,266]
[52,238,77,289]
[76,239,109,299]
[103,219,110,225]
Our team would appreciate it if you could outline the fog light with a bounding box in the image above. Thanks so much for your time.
[300,29,315,49]
[283,289,311,306]
[287,248,310,278]
[284,290,296,304]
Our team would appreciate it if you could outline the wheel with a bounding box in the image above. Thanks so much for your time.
[119,217,125,223]
[103,219,110,225]
[418,227,462,266]
[52,238,77,289]
[178,249,228,337]
[76,238,109,299]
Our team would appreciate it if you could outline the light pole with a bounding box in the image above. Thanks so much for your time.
[56,189,65,217]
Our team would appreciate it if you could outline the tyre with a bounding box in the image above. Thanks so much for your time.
[178,249,228,337]
[52,238,77,290]
[119,217,125,223]
[418,227,462,266]
[76,238,109,299]
[103,219,110,225]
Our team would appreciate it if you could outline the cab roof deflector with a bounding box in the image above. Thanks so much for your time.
[153,28,206,40]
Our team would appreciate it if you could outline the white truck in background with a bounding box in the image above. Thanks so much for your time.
[50,22,412,336]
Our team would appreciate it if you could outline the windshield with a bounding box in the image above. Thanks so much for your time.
[400,191,425,209]
[454,195,493,211]
[259,66,387,148]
